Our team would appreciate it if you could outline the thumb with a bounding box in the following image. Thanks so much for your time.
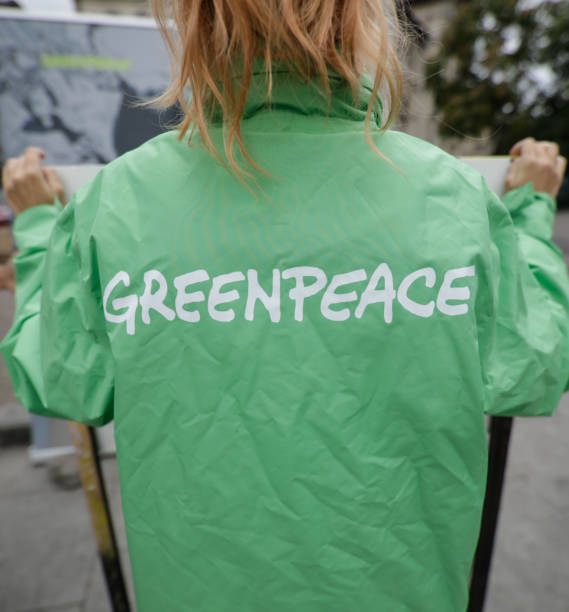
[44,167,65,203]
[557,156,567,178]
[509,137,535,157]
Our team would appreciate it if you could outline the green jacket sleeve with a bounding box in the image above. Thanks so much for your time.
[481,182,569,417]
[0,186,114,426]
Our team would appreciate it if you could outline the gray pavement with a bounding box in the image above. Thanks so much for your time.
[0,449,134,612]
[1,215,569,612]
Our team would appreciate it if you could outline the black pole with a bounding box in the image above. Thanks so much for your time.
[87,426,131,612]
[467,416,514,612]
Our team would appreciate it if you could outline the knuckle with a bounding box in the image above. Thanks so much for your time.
[535,159,551,171]
[21,168,35,182]
[522,137,536,149]
[540,144,556,157]
[10,173,24,188]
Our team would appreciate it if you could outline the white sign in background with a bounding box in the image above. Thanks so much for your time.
[57,157,512,199]
[19,0,76,11]
[461,157,511,197]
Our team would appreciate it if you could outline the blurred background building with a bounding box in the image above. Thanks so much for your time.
[76,0,149,14]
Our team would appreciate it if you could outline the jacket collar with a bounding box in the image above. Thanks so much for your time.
[210,62,383,126]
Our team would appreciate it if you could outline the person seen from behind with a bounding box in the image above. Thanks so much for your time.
[1,1,569,610]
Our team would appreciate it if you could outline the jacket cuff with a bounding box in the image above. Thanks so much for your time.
[501,182,556,215]
[12,200,63,253]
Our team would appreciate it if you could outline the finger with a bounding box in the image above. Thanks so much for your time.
[557,156,567,178]
[5,157,24,187]
[540,141,560,157]
[22,151,52,198]
[537,142,559,162]
[510,137,535,156]
[520,138,544,159]
[44,167,65,200]
[25,146,46,159]
[1,158,16,188]
[24,147,46,174]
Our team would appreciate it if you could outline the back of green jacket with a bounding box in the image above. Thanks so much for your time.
[3,72,569,611]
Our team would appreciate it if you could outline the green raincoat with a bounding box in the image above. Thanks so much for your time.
[3,71,569,611]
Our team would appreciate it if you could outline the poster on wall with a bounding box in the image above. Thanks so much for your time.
[0,9,179,461]
[0,9,178,167]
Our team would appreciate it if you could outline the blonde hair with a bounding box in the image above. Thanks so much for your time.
[151,0,403,177]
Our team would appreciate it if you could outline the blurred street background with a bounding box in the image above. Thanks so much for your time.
[1,1,568,611]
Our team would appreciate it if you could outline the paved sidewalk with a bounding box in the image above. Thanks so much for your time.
[0,449,134,612]
[2,215,569,612]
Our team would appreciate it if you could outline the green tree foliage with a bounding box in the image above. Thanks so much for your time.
[426,0,569,155]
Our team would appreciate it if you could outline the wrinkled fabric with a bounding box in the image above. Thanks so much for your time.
[3,72,569,612]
